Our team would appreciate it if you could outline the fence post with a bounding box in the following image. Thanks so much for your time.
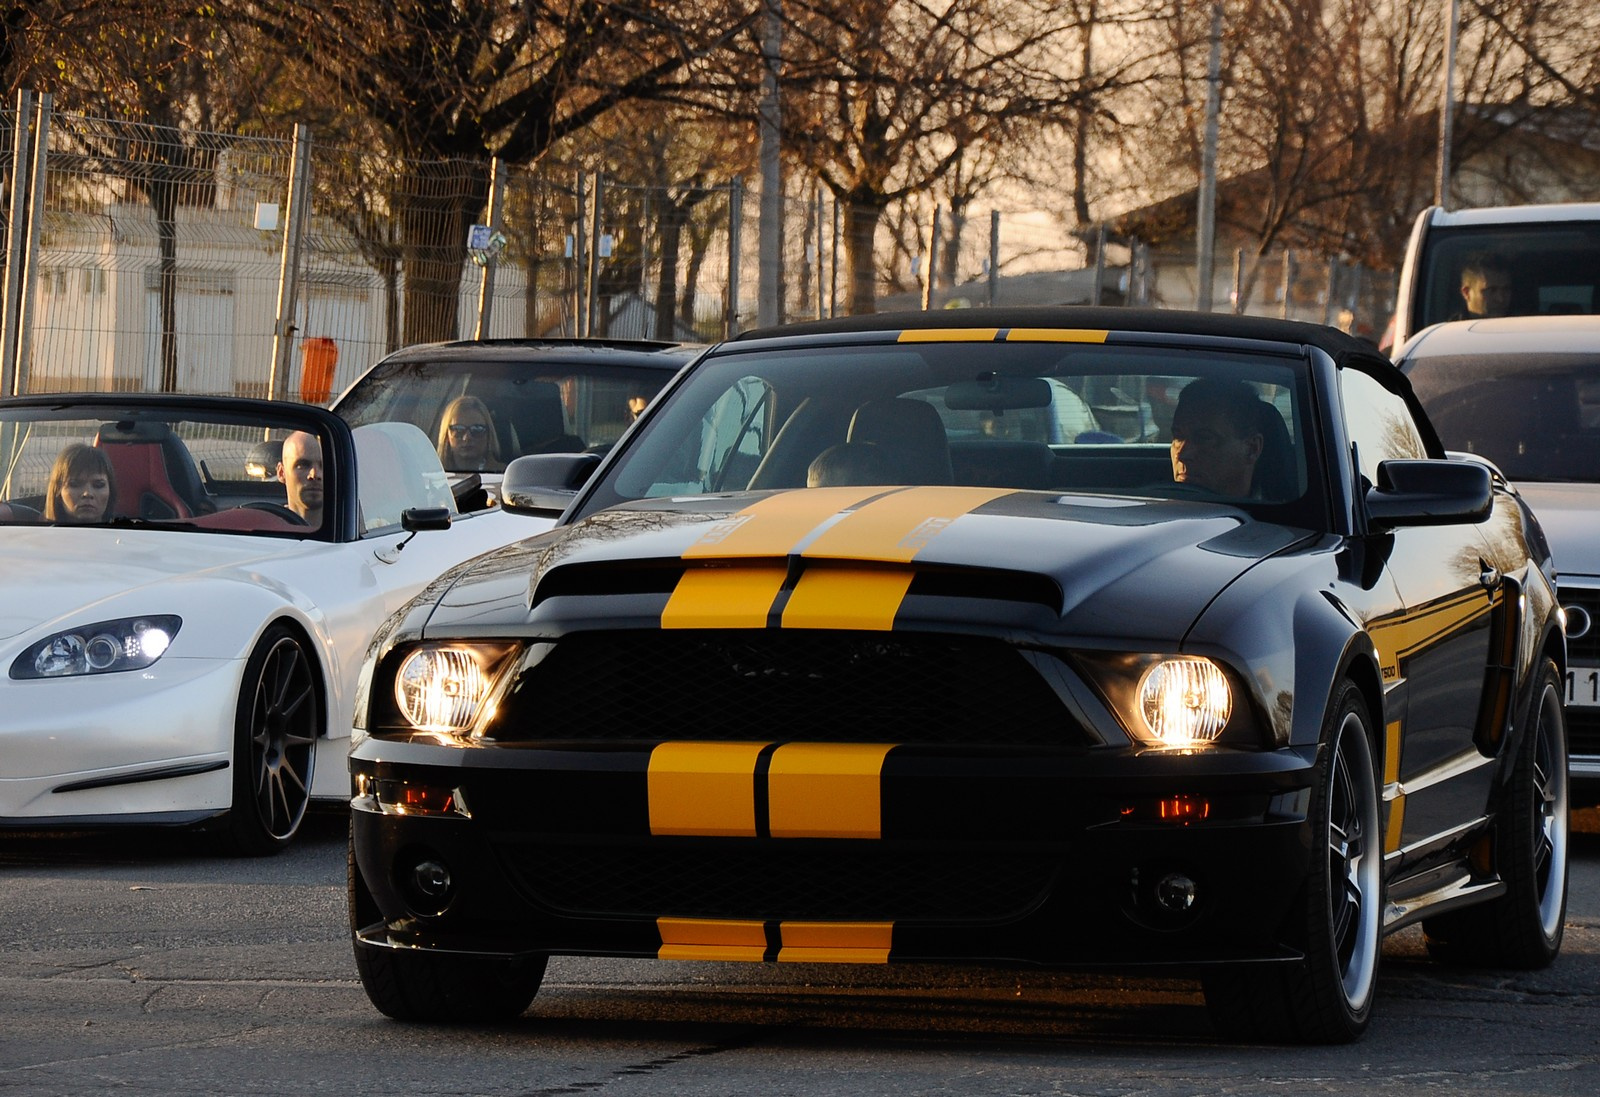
[829,194,841,318]
[1091,222,1106,306]
[474,157,507,340]
[813,185,825,320]
[988,210,999,308]
[268,124,312,401]
[11,92,50,396]
[1230,248,1243,314]
[1,90,36,396]
[725,177,743,338]
[922,204,941,311]
[1280,249,1295,320]
[585,172,605,337]
[571,171,586,337]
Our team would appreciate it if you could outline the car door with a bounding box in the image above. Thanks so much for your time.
[1341,365,1499,864]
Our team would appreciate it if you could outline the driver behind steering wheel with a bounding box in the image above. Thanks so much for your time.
[276,430,324,527]
[1168,378,1264,497]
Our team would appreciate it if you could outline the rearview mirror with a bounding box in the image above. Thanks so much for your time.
[944,375,1052,411]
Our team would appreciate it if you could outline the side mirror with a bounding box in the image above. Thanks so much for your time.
[1365,459,1492,530]
[501,452,602,516]
[400,506,453,532]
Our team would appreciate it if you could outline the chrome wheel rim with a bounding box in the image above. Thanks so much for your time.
[1328,711,1381,1009]
[1533,680,1569,940]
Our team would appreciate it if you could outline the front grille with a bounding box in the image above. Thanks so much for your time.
[496,840,1060,924]
[1563,585,1600,662]
[489,629,1088,747]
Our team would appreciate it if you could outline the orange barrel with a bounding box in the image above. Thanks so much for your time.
[300,337,338,405]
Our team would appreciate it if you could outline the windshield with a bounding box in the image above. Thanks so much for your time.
[581,335,1325,528]
[0,403,336,535]
[335,356,680,474]
[1406,353,1600,483]
[1415,222,1600,332]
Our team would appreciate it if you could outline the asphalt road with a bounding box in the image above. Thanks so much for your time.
[3,808,1600,1096]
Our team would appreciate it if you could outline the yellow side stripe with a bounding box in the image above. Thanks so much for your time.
[781,567,913,631]
[681,487,884,559]
[802,486,1013,563]
[1369,589,1497,675]
[1383,720,1405,854]
[662,565,788,629]
[767,742,894,839]
[648,742,770,837]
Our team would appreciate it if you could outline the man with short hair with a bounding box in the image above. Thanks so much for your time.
[277,430,325,527]
[1169,379,1264,497]
[1457,258,1513,320]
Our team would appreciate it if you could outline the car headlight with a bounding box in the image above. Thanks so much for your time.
[392,643,519,734]
[1074,652,1255,749]
[11,615,182,679]
[1137,657,1232,745]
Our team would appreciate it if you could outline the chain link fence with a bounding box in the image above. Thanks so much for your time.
[1,94,1396,404]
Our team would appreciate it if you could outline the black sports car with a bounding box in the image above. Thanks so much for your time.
[348,307,1568,1043]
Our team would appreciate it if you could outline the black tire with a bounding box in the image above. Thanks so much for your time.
[221,625,319,856]
[1204,681,1382,1043]
[348,829,545,1022]
[1423,657,1568,968]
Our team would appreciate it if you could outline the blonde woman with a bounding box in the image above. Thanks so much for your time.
[435,395,505,472]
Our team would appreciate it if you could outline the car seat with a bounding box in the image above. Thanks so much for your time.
[94,421,210,519]
[846,398,953,485]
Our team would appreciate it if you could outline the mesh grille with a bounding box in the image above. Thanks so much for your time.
[489,630,1087,747]
[1564,586,1600,662]
[496,841,1060,923]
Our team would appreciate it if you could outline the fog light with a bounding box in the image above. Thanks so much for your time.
[412,860,452,899]
[1155,872,1198,912]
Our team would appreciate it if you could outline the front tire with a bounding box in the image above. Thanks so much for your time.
[1424,657,1568,968]
[1204,681,1383,1043]
[348,829,546,1022]
[221,625,319,856]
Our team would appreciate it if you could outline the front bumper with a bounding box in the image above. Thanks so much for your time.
[350,736,1319,970]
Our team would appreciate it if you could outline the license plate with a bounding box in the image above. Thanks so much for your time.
[1568,665,1600,709]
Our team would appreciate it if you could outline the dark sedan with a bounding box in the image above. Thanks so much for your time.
[348,307,1568,1044]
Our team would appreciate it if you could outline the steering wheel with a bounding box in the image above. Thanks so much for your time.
[241,501,309,526]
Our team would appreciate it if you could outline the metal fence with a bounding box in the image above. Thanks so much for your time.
[1,93,1396,404]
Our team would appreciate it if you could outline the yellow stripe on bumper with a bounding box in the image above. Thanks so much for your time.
[767,742,893,839]
[657,918,768,961]
[662,565,788,629]
[648,742,770,837]
[781,567,913,631]
[777,921,893,963]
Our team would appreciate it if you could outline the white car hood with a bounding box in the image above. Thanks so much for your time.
[0,526,315,642]
[1517,483,1600,579]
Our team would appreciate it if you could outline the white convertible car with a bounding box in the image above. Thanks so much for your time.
[0,393,543,853]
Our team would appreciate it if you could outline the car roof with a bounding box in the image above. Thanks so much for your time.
[372,338,702,369]
[733,306,1381,360]
[1424,202,1600,227]
[1398,315,1600,360]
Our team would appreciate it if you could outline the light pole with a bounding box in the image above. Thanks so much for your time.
[1435,0,1461,209]
[1196,1,1224,312]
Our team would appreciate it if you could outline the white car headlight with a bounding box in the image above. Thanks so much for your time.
[1137,656,1232,746]
[394,643,518,733]
[11,615,182,679]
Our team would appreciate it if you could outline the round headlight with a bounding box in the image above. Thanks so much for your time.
[1138,657,1232,745]
[395,647,493,732]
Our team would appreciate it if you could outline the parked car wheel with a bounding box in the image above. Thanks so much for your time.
[1204,681,1382,1043]
[1424,658,1569,968]
[223,625,318,856]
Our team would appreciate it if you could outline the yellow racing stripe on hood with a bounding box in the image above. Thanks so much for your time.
[781,566,913,630]
[681,486,884,559]
[802,485,1013,563]
[662,565,788,629]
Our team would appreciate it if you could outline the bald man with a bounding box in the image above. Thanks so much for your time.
[276,430,325,527]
